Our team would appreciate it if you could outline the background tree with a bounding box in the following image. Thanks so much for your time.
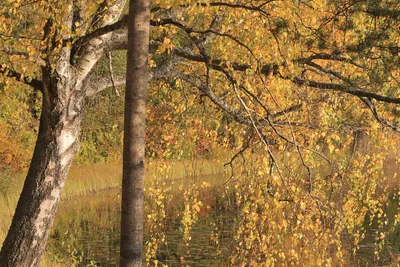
[120,0,150,266]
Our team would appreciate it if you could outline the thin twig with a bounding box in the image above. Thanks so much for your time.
[106,52,120,97]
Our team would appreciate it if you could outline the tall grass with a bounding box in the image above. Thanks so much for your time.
[63,158,227,199]
[0,171,24,244]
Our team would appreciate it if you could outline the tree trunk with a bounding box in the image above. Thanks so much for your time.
[0,69,83,266]
[120,0,150,266]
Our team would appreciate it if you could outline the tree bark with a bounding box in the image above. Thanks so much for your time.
[0,68,84,266]
[120,0,150,266]
[0,2,127,266]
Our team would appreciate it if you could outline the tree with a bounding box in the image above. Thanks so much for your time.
[120,0,150,266]
[0,1,130,265]
[0,0,399,265]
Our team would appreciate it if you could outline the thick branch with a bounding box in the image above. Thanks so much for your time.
[180,74,251,124]
[84,56,179,97]
[73,0,127,82]
[291,77,400,104]
[169,47,400,106]
[71,15,128,53]
[85,74,125,97]
[95,15,400,115]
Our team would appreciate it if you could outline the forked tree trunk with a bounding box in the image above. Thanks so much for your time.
[0,68,84,266]
[120,0,150,266]
[0,1,126,265]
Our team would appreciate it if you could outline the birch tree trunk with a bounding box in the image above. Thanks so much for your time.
[0,66,85,266]
[120,0,150,266]
[0,1,128,264]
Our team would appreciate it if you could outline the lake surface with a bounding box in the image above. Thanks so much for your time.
[49,188,238,266]
[46,185,400,267]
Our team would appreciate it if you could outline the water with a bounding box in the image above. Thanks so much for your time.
[355,197,400,266]
[47,187,400,266]
[48,188,237,266]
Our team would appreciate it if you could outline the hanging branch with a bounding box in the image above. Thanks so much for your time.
[106,52,120,97]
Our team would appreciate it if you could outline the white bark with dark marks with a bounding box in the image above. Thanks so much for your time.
[0,2,128,266]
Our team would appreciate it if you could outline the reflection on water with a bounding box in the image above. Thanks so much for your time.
[48,189,121,266]
[356,196,400,267]
[48,187,400,266]
[49,188,237,266]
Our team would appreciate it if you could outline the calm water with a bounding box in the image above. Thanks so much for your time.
[48,187,400,266]
[356,197,400,266]
[49,188,237,266]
